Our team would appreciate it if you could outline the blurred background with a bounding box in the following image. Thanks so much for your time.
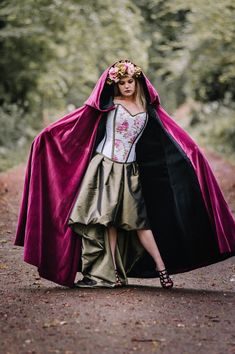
[0,0,235,171]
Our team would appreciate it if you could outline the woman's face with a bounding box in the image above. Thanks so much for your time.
[117,75,136,98]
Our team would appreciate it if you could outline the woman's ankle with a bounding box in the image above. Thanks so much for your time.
[155,263,166,272]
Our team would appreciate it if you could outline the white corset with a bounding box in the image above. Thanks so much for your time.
[96,104,148,163]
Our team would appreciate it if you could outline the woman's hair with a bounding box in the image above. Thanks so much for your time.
[113,77,147,110]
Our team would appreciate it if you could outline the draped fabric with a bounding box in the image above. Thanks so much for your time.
[68,152,150,287]
[14,64,235,287]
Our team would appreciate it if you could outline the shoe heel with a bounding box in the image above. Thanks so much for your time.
[158,268,174,289]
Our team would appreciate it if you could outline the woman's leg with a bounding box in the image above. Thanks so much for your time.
[136,228,173,288]
[107,225,123,286]
[136,229,166,271]
[107,225,118,269]
[108,226,166,271]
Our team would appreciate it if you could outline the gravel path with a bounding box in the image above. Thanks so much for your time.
[0,148,235,354]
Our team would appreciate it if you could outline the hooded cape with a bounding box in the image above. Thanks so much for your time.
[14,65,235,287]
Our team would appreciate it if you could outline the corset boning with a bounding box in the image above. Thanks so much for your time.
[96,104,148,163]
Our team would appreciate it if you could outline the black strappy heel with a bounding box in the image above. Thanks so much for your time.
[158,268,174,289]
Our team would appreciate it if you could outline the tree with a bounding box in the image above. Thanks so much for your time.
[0,0,148,151]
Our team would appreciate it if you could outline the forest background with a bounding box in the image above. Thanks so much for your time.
[0,0,235,171]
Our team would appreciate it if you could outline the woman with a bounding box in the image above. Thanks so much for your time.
[14,60,235,289]
[68,60,173,288]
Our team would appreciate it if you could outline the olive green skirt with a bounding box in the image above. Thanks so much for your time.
[68,152,151,287]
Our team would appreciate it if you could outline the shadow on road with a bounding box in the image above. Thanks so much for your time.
[18,283,235,297]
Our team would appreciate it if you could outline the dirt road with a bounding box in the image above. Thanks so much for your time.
[0,148,235,354]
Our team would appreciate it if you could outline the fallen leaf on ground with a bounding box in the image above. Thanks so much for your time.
[0,263,8,269]
[43,319,68,328]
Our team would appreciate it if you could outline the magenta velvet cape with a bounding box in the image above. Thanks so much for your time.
[14,66,235,287]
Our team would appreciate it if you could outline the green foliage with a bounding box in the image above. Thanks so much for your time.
[0,0,55,109]
[134,0,235,104]
[184,104,235,165]
[190,0,235,102]
[43,0,148,108]
[159,0,235,103]
[133,0,189,108]
[0,0,235,170]
[0,0,148,171]
[1,0,148,111]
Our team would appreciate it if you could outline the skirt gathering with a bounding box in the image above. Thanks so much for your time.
[68,152,151,287]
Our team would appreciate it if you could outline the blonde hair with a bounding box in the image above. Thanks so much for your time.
[113,77,147,110]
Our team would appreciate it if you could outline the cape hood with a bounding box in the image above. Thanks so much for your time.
[14,63,235,287]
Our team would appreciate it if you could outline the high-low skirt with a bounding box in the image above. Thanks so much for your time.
[68,152,151,287]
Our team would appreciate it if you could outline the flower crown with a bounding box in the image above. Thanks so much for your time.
[106,60,142,85]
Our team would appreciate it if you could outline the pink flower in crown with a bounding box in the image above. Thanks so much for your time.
[126,63,135,76]
[106,61,142,85]
[108,67,119,83]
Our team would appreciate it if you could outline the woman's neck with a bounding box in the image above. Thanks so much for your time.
[114,95,136,103]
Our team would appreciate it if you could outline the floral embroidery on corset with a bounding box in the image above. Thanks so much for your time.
[113,105,147,162]
[113,139,126,161]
